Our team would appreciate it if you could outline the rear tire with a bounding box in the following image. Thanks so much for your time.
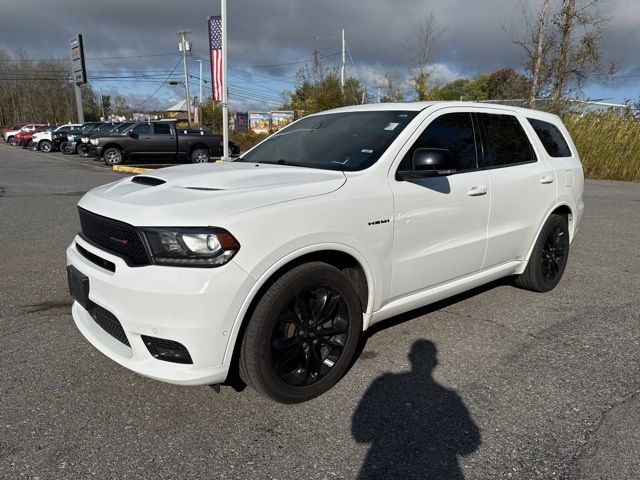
[190,148,210,163]
[239,262,362,403]
[515,214,570,293]
[103,147,124,165]
[29,141,38,151]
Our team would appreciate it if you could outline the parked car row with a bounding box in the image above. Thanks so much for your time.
[3,120,241,165]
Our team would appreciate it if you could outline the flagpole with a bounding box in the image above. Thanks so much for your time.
[221,0,229,161]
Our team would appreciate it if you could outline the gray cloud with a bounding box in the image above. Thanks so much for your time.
[1,0,637,109]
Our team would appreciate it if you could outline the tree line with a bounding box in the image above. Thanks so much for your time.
[0,48,135,127]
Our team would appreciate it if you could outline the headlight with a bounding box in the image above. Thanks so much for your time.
[141,227,240,267]
[67,135,74,141]
[90,138,99,145]
[81,137,89,143]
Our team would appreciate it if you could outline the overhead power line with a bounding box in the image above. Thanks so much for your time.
[131,58,182,108]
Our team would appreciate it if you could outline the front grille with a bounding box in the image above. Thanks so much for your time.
[78,207,150,266]
[90,306,130,347]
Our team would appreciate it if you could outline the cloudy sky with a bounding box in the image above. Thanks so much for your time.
[0,0,638,111]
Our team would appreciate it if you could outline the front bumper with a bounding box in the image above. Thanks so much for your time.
[89,145,103,158]
[66,235,253,386]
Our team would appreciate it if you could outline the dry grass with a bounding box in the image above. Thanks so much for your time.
[564,112,640,182]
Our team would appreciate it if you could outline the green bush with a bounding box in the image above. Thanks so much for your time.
[230,131,269,152]
[564,112,640,182]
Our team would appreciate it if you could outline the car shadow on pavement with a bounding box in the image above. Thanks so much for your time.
[352,339,481,479]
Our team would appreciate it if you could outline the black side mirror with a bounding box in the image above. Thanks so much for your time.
[129,130,137,138]
[397,148,461,180]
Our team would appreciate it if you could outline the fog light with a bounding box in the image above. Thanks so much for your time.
[141,335,193,364]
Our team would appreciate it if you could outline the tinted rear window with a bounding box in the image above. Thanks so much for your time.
[527,118,572,157]
[477,113,536,167]
[154,123,171,135]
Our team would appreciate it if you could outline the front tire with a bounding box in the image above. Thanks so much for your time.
[515,214,570,293]
[103,147,124,165]
[39,140,52,153]
[29,141,38,151]
[61,142,75,155]
[191,148,210,163]
[8,136,16,146]
[240,262,362,403]
[78,143,92,158]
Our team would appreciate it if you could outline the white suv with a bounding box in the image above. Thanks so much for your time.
[31,124,82,152]
[66,102,584,403]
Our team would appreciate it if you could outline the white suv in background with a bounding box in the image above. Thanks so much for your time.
[66,102,584,403]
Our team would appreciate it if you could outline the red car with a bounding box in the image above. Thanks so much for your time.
[19,125,52,149]
[13,124,47,147]
[2,123,27,136]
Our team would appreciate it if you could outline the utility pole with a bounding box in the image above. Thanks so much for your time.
[341,29,345,91]
[362,86,366,104]
[100,87,105,120]
[177,30,192,125]
[195,59,203,107]
[377,85,381,103]
[221,0,229,160]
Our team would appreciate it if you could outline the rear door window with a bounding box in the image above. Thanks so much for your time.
[477,113,536,167]
[527,118,572,157]
[153,123,171,135]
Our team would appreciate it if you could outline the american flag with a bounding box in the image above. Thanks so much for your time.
[208,16,223,101]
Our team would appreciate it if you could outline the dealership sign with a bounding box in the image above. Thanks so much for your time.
[70,34,87,86]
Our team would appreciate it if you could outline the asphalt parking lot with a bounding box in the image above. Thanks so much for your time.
[1,142,639,479]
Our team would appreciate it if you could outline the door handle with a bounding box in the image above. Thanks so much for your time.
[467,186,488,196]
[539,175,554,184]
[141,136,151,140]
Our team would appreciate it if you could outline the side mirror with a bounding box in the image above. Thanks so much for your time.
[397,148,461,180]
[128,130,137,138]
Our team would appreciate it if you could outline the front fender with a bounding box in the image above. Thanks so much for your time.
[221,242,378,364]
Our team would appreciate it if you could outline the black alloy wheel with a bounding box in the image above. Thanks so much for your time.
[240,262,362,403]
[541,225,567,282]
[515,214,570,292]
[271,285,349,386]
[78,143,92,158]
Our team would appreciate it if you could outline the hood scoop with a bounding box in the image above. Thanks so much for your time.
[131,176,166,186]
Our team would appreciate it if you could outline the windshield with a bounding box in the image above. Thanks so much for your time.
[80,123,100,132]
[239,110,418,171]
[112,122,133,133]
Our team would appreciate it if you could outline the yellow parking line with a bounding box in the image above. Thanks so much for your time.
[112,165,153,174]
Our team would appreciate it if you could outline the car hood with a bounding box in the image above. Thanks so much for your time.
[78,162,347,226]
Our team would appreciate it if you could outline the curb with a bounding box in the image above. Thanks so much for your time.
[112,165,153,174]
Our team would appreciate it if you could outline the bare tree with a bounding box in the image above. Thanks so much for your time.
[506,0,616,110]
[531,0,551,105]
[407,12,446,100]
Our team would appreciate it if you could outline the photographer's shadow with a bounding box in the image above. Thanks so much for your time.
[352,340,481,479]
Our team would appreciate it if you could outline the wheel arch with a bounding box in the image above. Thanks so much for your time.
[101,143,125,157]
[517,202,574,274]
[189,143,211,155]
[222,245,375,370]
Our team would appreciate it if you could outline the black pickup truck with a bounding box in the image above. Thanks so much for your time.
[89,121,239,165]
